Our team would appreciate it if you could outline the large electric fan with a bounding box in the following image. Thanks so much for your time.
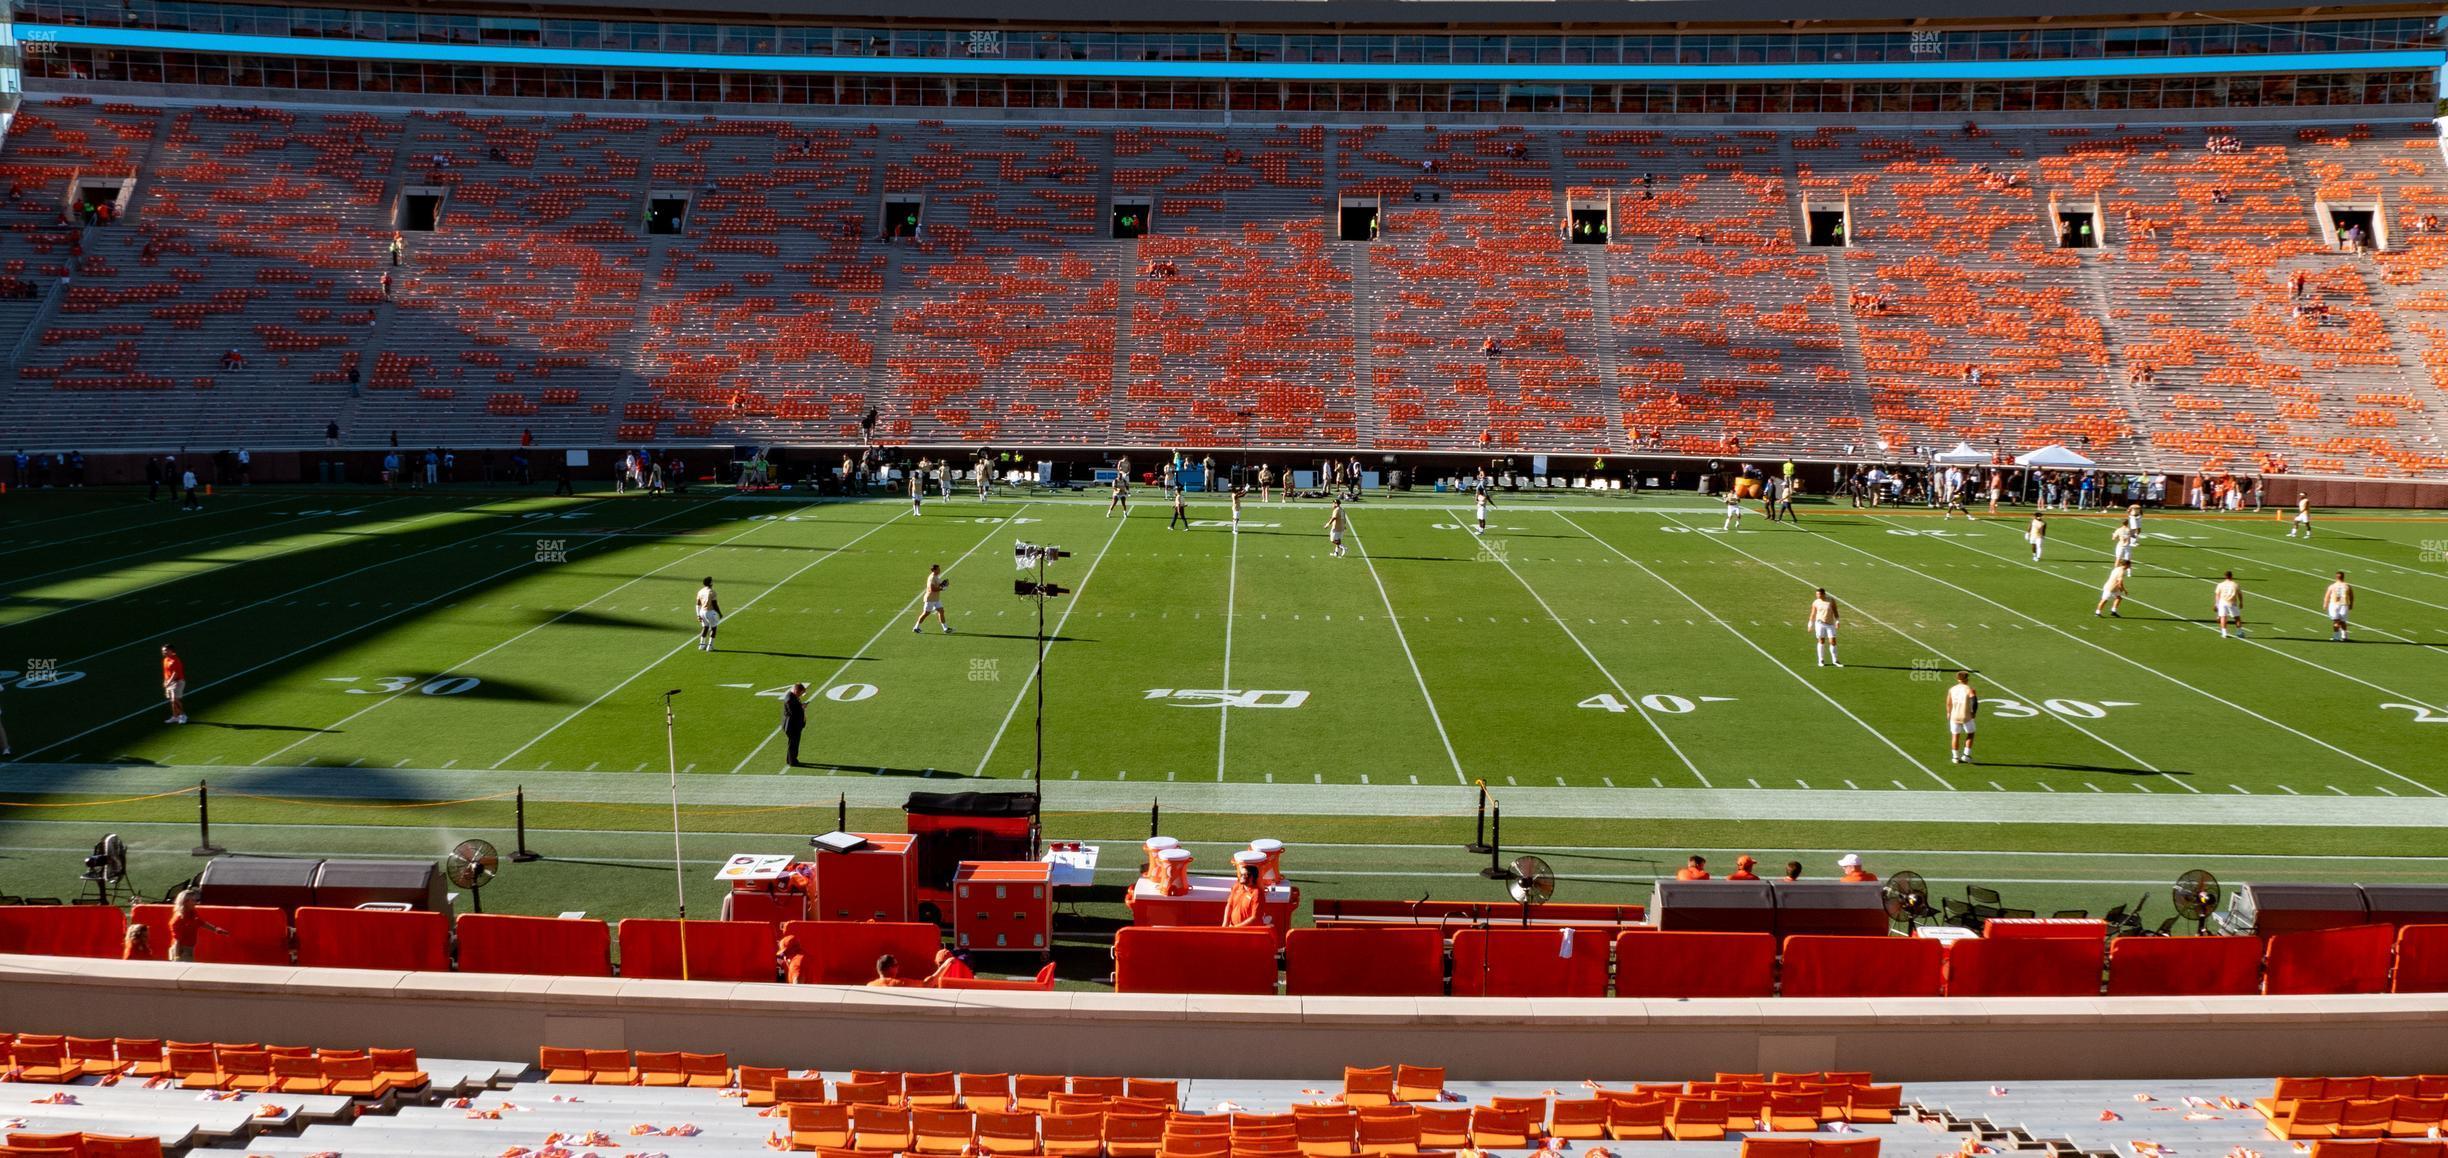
[446,839,500,913]
[2172,869,2221,936]
[1882,870,1934,929]
[80,834,134,905]
[1503,855,1555,926]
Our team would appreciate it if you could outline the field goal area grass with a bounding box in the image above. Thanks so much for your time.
[1,483,2443,977]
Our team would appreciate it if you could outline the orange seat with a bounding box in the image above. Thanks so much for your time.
[1844,1086,1903,1124]
[1668,1098,1729,1141]
[1607,1099,1667,1141]
[1105,1112,1166,1158]
[977,1109,1042,1155]
[1344,1067,1395,1108]
[1039,1111,1103,1158]
[964,1073,1017,1112]
[1393,1066,1444,1104]
[791,1103,852,1151]
[585,1048,631,1085]
[914,1108,979,1155]
[1549,1100,1608,1140]
[853,1105,916,1152]
[1741,1139,1817,1158]
[1296,1113,1357,1157]
[1413,1108,1470,1149]
[907,1071,961,1107]
[1355,1116,1420,1158]
[272,1053,334,1095]
[1016,1075,1068,1113]
[682,1052,731,1089]
[634,1050,687,1087]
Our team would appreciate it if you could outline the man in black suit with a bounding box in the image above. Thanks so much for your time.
[780,682,808,767]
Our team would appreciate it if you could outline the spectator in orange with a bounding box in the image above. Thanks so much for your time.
[775,934,806,983]
[1783,861,1803,882]
[1222,850,1268,927]
[1675,855,1711,881]
[1726,856,1762,881]
[866,954,922,987]
[166,889,225,963]
[122,924,151,960]
[1838,854,1878,884]
[928,949,974,985]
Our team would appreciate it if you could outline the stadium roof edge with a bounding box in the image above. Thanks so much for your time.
[245,0,2442,28]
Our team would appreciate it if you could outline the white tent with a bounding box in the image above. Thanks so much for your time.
[2014,444,2097,468]
[1932,442,1990,465]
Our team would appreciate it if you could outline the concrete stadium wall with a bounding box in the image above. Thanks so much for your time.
[8,956,2448,1081]
[21,452,2448,509]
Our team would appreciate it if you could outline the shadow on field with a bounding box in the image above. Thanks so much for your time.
[188,720,336,734]
[946,632,1089,643]
[530,608,678,631]
[792,762,979,780]
[728,650,874,661]
[2018,762,2187,777]
[2268,636,2432,646]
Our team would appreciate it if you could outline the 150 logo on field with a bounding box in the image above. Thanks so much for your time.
[1143,689,1310,709]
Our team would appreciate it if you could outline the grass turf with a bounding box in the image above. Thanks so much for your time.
[1,481,2443,978]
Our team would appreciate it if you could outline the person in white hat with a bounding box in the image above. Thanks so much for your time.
[1838,854,1877,884]
[1223,850,1269,928]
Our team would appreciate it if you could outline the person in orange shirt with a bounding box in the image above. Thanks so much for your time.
[1222,851,1268,927]
[161,644,188,724]
[1675,855,1711,881]
[1725,856,1761,881]
[928,949,974,984]
[1838,854,1878,884]
[866,954,923,987]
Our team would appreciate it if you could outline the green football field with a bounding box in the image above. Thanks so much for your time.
[1,480,2444,977]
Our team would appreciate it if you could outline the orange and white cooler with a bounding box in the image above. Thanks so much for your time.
[1249,839,1285,887]
[1156,847,1194,897]
[1141,836,1180,883]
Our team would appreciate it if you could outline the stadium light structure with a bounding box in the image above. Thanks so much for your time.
[1014,542,1072,856]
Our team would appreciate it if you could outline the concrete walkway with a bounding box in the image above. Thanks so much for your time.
[2,762,2435,826]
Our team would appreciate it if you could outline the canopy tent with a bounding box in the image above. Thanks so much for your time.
[2014,444,2097,468]
[1932,442,1991,465]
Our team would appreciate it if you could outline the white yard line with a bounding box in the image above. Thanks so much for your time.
[1659,512,2183,790]
[53,500,604,669]
[1217,516,1239,782]
[2168,515,2448,585]
[0,496,412,586]
[967,514,1129,780]
[1555,512,1953,790]
[491,508,915,770]
[0,492,294,558]
[6,501,716,765]
[725,507,1029,774]
[1846,513,2438,797]
[2178,519,2448,623]
[248,499,795,768]
[1345,513,1469,785]
[1454,508,1709,786]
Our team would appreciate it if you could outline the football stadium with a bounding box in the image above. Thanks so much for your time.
[1,0,2447,1147]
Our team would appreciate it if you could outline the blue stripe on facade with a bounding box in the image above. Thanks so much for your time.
[20,24,2443,81]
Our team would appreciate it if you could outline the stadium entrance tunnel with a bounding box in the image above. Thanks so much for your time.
[1112,200,1151,240]
[1569,201,1610,245]
[644,192,692,236]
[1805,203,1850,248]
[398,189,445,233]
[2057,209,2100,249]
[1339,198,1380,242]
[74,177,131,222]
[883,198,923,241]
[2324,203,2383,251]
